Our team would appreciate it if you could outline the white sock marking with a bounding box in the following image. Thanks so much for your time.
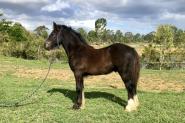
[81,90,85,109]
[125,98,136,112]
[134,95,139,107]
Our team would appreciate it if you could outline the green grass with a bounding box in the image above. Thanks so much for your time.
[0,55,185,123]
[0,55,69,69]
[141,69,185,83]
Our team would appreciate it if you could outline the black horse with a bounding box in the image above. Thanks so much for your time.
[44,22,140,112]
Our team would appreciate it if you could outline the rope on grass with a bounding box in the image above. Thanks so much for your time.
[0,57,55,107]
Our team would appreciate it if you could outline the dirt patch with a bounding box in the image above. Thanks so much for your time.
[14,68,74,81]
[14,68,185,92]
[139,77,185,92]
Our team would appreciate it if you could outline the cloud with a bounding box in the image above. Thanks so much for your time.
[0,0,48,4]
[0,1,47,16]
[1,0,185,34]
[67,19,95,30]
[161,11,185,20]
[41,0,70,12]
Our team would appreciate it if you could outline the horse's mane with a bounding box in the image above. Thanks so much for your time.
[61,25,88,45]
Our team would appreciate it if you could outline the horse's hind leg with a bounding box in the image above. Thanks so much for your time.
[119,72,139,112]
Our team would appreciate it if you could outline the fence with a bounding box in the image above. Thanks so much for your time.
[141,62,185,70]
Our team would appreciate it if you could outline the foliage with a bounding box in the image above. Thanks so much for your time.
[0,19,12,33]
[114,30,124,43]
[143,31,155,43]
[34,25,49,39]
[9,22,30,42]
[77,28,88,41]
[101,29,114,43]
[0,15,185,70]
[2,34,42,59]
[124,32,133,42]
[0,17,65,61]
[173,29,185,47]
[154,25,174,47]
[87,30,98,43]
[142,25,185,70]
[141,44,160,69]
[95,18,107,34]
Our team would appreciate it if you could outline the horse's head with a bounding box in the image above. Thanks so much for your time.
[45,22,87,51]
[44,22,62,50]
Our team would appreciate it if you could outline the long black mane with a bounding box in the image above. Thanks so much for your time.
[61,25,88,45]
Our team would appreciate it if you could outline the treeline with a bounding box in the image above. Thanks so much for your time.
[0,14,185,69]
[0,14,66,60]
[142,25,185,69]
[78,18,185,46]
[78,18,146,43]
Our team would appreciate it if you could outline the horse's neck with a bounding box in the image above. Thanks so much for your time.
[61,37,90,58]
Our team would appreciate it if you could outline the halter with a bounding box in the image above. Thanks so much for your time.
[56,35,60,48]
[56,29,62,48]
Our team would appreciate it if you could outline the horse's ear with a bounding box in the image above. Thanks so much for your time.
[53,22,57,30]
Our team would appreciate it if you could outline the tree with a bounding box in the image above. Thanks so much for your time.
[143,31,155,42]
[0,19,12,33]
[77,28,87,41]
[114,30,124,43]
[154,25,174,47]
[101,29,114,43]
[125,32,133,42]
[9,22,29,42]
[173,29,185,47]
[0,16,13,43]
[154,25,175,70]
[95,18,107,42]
[87,30,97,43]
[95,18,107,34]
[34,25,48,39]
[134,33,143,42]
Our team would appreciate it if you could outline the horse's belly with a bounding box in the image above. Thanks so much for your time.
[87,64,113,75]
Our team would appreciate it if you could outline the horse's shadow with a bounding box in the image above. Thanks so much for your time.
[47,88,127,107]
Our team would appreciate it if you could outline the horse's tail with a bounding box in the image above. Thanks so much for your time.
[131,50,140,86]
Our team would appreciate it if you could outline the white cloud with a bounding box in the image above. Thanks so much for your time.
[0,0,48,3]
[161,12,185,20]
[1,0,185,33]
[74,0,127,8]
[68,19,95,30]
[56,17,95,30]
[41,0,70,12]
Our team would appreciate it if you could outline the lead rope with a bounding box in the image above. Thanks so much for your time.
[0,57,55,107]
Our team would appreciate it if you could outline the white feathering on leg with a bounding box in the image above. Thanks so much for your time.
[134,95,139,107]
[125,98,136,112]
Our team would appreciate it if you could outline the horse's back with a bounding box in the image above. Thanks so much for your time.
[109,43,138,58]
[108,43,139,70]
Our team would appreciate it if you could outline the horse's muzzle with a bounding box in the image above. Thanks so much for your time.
[44,42,51,50]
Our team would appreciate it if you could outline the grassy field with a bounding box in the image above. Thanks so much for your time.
[0,55,185,123]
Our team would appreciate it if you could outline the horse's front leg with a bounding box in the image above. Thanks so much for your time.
[73,72,85,109]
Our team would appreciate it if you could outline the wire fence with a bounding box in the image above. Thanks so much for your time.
[141,62,185,70]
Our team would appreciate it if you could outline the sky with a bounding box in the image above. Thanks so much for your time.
[0,0,185,34]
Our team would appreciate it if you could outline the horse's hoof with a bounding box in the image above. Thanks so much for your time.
[72,104,80,109]
[72,104,85,110]
[125,105,137,112]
